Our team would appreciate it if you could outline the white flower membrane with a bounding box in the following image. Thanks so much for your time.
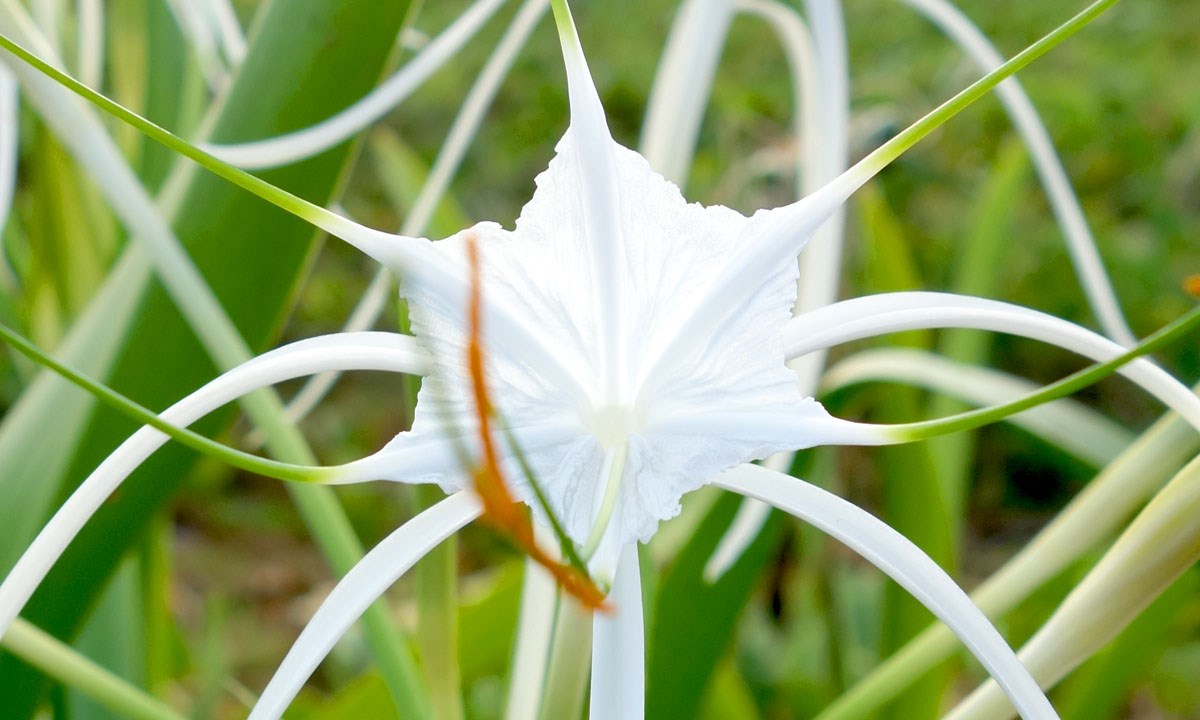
[385,128,841,569]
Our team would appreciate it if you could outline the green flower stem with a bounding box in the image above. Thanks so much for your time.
[414,485,465,720]
[581,444,628,561]
[838,0,1120,192]
[536,594,593,720]
[0,322,334,484]
[885,306,1200,444]
[2,618,185,720]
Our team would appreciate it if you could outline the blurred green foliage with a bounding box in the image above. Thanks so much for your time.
[0,0,1198,718]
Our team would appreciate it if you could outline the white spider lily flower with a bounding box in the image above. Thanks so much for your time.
[2,0,1182,718]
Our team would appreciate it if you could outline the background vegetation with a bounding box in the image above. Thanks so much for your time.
[0,0,1197,718]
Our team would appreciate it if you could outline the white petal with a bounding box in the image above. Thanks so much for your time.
[248,492,482,720]
[552,4,628,401]
[786,292,1200,428]
[270,268,395,433]
[715,464,1058,720]
[341,421,583,488]
[590,543,644,720]
[0,333,430,640]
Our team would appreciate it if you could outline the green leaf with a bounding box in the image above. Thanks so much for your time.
[854,184,951,720]
[928,136,1030,537]
[646,491,784,720]
[0,1,417,716]
[1055,570,1196,720]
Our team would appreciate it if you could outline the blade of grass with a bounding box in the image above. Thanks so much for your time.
[0,2,428,717]
[855,184,951,720]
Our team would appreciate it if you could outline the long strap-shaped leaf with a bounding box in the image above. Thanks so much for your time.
[0,2,424,717]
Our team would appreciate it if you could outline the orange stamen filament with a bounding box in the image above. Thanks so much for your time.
[465,234,609,611]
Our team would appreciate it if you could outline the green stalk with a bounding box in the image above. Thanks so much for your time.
[537,594,593,720]
[2,619,185,720]
[414,485,465,720]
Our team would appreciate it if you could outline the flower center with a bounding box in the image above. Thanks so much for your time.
[588,404,641,448]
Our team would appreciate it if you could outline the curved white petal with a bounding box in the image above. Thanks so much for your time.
[589,543,644,720]
[785,292,1200,429]
[273,269,395,431]
[202,0,506,169]
[0,333,431,640]
[278,0,551,430]
[822,348,1134,466]
[248,492,483,720]
[715,464,1058,720]
[702,495,772,583]
[898,0,1134,346]
[945,455,1200,720]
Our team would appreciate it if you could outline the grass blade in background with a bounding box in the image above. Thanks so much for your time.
[646,491,784,720]
[853,183,951,719]
[0,0,416,715]
[928,137,1030,539]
